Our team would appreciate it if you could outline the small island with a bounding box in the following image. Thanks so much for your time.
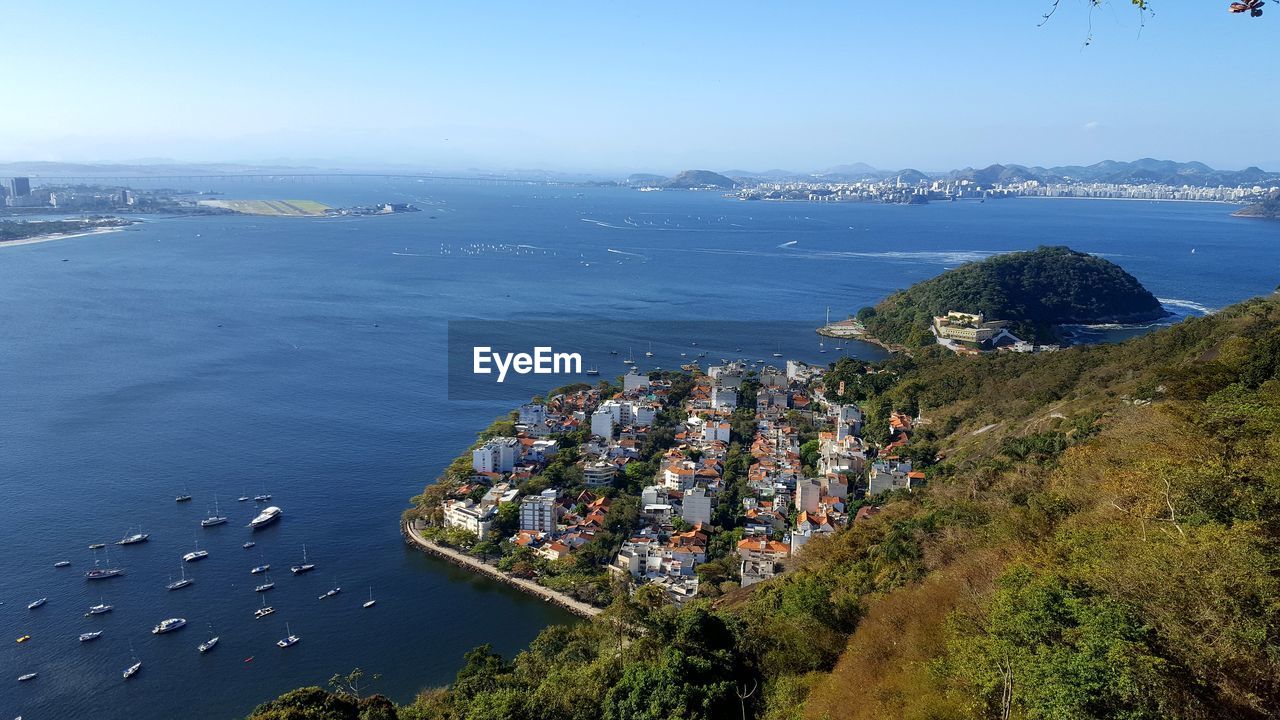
[852,246,1169,348]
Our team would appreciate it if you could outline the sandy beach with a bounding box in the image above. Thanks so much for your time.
[0,225,129,249]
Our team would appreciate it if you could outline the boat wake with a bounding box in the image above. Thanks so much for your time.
[606,248,648,260]
[391,252,430,257]
[580,218,632,230]
[778,240,798,249]
[1158,298,1214,316]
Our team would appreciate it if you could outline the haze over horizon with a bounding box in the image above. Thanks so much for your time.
[2,2,1277,173]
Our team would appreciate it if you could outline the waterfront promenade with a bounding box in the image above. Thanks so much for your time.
[403,519,602,618]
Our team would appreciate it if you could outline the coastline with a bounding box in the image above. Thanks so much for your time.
[0,225,129,249]
[402,518,602,619]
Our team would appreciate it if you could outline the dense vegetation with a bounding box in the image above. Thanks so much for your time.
[0,216,132,242]
[856,246,1168,345]
[251,292,1280,720]
[1234,189,1280,219]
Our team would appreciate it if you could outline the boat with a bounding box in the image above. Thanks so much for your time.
[27,598,46,610]
[85,567,125,580]
[622,347,635,365]
[255,577,275,593]
[254,596,274,619]
[198,636,219,653]
[290,545,315,575]
[86,603,113,616]
[608,350,619,355]
[116,528,149,545]
[318,584,341,600]
[53,560,70,568]
[201,496,228,527]
[363,587,376,609]
[16,635,30,643]
[585,366,600,376]
[183,537,208,562]
[123,660,141,679]
[251,564,269,574]
[18,673,37,682]
[645,342,654,357]
[248,506,282,529]
[166,565,193,590]
[152,618,186,634]
[243,541,256,549]
[88,543,105,550]
[79,631,102,642]
[276,623,299,648]
[237,496,249,502]
[175,494,192,503]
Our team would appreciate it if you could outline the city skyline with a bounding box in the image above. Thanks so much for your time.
[2,2,1277,172]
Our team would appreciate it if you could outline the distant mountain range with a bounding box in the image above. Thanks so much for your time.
[723,159,1280,188]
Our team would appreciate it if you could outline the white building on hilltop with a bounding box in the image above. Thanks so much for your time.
[473,437,519,473]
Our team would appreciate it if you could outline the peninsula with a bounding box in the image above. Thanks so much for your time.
[0,216,136,247]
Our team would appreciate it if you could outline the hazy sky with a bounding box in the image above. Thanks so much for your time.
[2,2,1277,173]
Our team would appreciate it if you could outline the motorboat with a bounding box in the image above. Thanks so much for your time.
[79,631,102,642]
[152,618,186,634]
[86,603,113,616]
[198,636,219,653]
[251,564,269,574]
[248,506,282,529]
[53,560,71,568]
[116,530,149,545]
[27,598,46,610]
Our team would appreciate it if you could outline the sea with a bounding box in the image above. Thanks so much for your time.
[1,179,1277,720]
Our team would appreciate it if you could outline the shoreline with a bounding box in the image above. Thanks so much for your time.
[0,225,129,249]
[402,519,602,619]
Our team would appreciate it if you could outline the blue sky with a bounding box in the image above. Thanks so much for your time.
[2,1,1276,173]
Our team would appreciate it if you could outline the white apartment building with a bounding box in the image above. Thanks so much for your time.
[682,487,712,526]
[472,437,520,473]
[518,489,558,533]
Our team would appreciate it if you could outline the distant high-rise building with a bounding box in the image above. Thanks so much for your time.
[8,177,31,198]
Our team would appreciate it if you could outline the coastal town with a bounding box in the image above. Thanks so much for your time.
[405,356,927,611]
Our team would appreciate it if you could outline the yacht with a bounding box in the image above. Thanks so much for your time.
[254,576,275,593]
[166,566,193,590]
[249,506,282,529]
[79,631,103,642]
[242,541,256,549]
[253,492,272,502]
[183,538,208,562]
[290,545,315,575]
[88,543,106,550]
[237,496,250,502]
[123,660,141,679]
[198,636,219,653]
[16,635,30,643]
[175,493,192,503]
[585,366,599,376]
[86,603,113,616]
[318,584,341,600]
[254,596,275,619]
[276,623,300,648]
[363,587,376,609]
[53,561,70,568]
[152,618,186,634]
[645,342,654,357]
[251,563,269,575]
[116,529,149,545]
[18,673,37,682]
[201,496,228,527]
[85,567,125,580]
[27,598,46,610]
[622,347,635,365]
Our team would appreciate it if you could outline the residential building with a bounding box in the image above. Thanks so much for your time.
[519,489,558,533]
[472,437,519,473]
[682,487,712,525]
[442,499,496,540]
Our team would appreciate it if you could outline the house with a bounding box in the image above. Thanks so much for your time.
[737,538,791,587]
[868,458,915,495]
[932,311,1007,344]
[518,403,547,426]
[472,437,520,474]
[442,499,497,540]
[583,459,617,487]
[518,489,558,533]
[794,477,822,513]
[681,487,712,525]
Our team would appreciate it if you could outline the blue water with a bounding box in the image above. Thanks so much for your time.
[1,181,1278,720]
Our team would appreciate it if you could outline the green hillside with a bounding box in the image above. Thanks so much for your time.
[248,292,1280,720]
[857,246,1168,345]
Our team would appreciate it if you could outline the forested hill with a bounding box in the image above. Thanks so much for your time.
[856,245,1168,345]
[248,292,1280,720]
[1233,189,1280,219]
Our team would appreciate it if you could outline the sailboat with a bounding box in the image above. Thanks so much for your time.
[79,631,103,642]
[175,487,192,502]
[644,342,654,357]
[363,587,376,609]
[116,526,149,545]
[253,483,272,502]
[255,574,275,593]
[290,545,315,575]
[183,536,208,562]
[622,347,635,365]
[201,495,228,527]
[198,624,218,653]
[85,600,113,616]
[19,672,38,682]
[276,623,300,648]
[123,643,141,679]
[166,565,193,590]
[85,548,125,580]
[585,365,599,376]
[254,595,275,619]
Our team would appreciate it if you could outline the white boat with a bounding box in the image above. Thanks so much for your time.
[152,617,186,634]
[166,566,193,590]
[318,585,341,600]
[251,564,269,574]
[85,567,125,580]
[645,342,654,357]
[27,598,46,610]
[276,623,299,648]
[255,578,275,593]
[116,528,149,545]
[123,660,141,679]
[254,596,274,619]
[53,561,71,568]
[243,541,256,549]
[183,537,208,562]
[237,496,249,502]
[622,347,635,365]
[79,631,103,642]
[199,636,219,653]
[86,603,113,616]
[290,545,315,575]
[363,587,376,609]
[201,496,228,527]
[249,506,282,529]
[18,673,37,682]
